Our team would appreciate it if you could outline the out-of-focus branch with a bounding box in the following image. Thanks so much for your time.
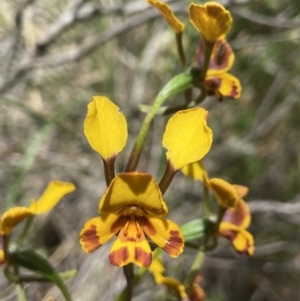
[249,200,300,216]
[253,70,287,128]
[249,200,300,225]
[245,93,297,142]
[232,6,300,29]
[1,3,186,94]
[0,6,183,93]
[35,0,88,53]
[35,0,176,52]
[0,0,35,76]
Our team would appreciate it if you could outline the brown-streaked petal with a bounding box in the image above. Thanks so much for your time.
[209,178,239,208]
[109,219,152,267]
[0,207,33,236]
[220,222,254,255]
[80,214,126,253]
[207,39,234,75]
[222,199,251,229]
[99,172,168,217]
[140,216,184,258]
[205,72,241,100]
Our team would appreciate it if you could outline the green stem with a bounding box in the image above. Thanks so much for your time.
[125,72,193,172]
[176,33,187,69]
[16,284,27,301]
[123,264,134,301]
[183,251,204,288]
[215,206,226,230]
[114,249,162,301]
[199,42,214,81]
[184,88,193,105]
[159,162,177,195]
[202,184,211,216]
[103,157,116,186]
[17,216,34,246]
[3,235,10,259]
[194,86,207,104]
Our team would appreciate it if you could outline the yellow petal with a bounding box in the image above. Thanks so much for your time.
[207,39,235,76]
[219,222,254,255]
[29,181,76,215]
[99,172,168,217]
[0,249,5,265]
[189,274,206,301]
[141,216,184,258]
[80,214,126,253]
[84,96,128,160]
[163,108,213,170]
[233,230,254,255]
[149,257,187,299]
[0,207,33,236]
[109,219,152,267]
[189,3,232,43]
[234,185,249,199]
[149,257,165,279]
[205,72,242,100]
[181,161,209,183]
[146,0,185,33]
[160,277,187,299]
[209,178,239,208]
[222,199,251,229]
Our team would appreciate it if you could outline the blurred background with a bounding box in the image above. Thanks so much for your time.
[0,0,300,300]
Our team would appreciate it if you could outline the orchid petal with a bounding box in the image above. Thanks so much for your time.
[147,0,185,33]
[84,96,128,160]
[163,108,213,170]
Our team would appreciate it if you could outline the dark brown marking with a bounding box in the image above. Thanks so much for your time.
[229,83,239,99]
[163,230,184,256]
[80,224,102,253]
[135,247,152,267]
[223,200,249,227]
[139,217,156,236]
[109,247,129,266]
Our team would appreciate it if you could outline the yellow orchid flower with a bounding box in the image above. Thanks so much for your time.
[146,1,240,100]
[147,1,232,44]
[189,2,232,44]
[0,181,76,237]
[80,172,184,267]
[182,161,239,209]
[196,39,241,100]
[149,257,187,299]
[146,0,185,33]
[181,161,254,255]
[0,181,75,264]
[80,96,213,266]
[219,189,254,255]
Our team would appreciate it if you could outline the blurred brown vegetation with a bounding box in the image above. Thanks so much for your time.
[0,0,300,300]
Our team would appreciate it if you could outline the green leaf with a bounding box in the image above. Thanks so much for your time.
[13,249,73,301]
[181,218,205,241]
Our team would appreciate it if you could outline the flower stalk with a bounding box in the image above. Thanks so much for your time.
[125,72,193,172]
